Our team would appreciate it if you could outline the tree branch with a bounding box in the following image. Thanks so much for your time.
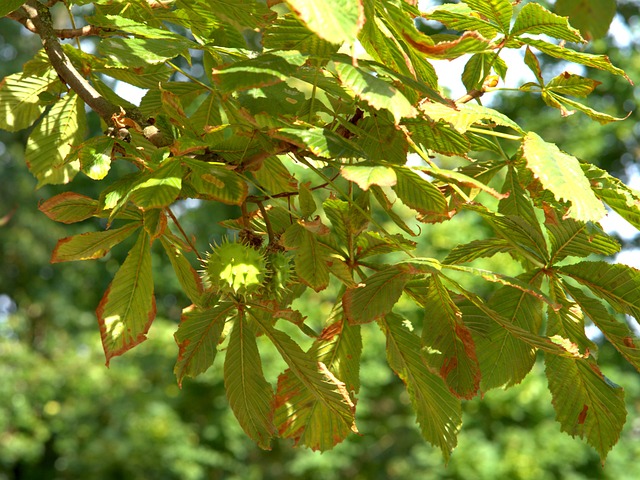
[8,10,115,39]
[21,0,121,123]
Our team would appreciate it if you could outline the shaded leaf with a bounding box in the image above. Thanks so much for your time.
[263,14,340,57]
[343,266,411,324]
[466,0,513,32]
[420,277,481,399]
[443,238,514,265]
[555,0,616,40]
[225,312,276,450]
[392,167,449,221]
[160,235,204,307]
[560,261,640,322]
[174,302,232,387]
[380,313,461,461]
[282,222,330,291]
[424,3,498,39]
[183,158,248,205]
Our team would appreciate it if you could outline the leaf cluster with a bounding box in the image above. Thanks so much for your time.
[2,0,639,461]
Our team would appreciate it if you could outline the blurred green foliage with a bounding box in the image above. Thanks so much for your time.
[2,3,640,479]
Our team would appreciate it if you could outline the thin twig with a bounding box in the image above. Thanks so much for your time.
[166,207,202,261]
[256,201,275,245]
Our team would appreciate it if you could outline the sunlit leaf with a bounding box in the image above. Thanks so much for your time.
[97,231,156,366]
[0,69,60,131]
[284,0,364,45]
[424,3,498,39]
[511,2,584,42]
[51,223,140,263]
[39,192,100,224]
[340,165,397,191]
[521,132,606,222]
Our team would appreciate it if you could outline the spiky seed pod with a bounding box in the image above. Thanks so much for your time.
[201,240,268,297]
[265,251,295,300]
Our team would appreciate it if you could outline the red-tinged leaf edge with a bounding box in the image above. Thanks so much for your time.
[39,192,99,224]
[97,291,157,367]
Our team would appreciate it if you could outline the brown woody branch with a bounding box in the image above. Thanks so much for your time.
[8,10,115,39]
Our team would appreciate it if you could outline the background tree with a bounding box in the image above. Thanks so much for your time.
[2,0,640,476]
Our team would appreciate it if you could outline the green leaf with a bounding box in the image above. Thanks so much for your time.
[340,165,397,191]
[420,101,524,134]
[547,93,629,125]
[263,14,340,57]
[355,231,417,259]
[404,120,471,157]
[51,223,140,263]
[545,281,626,460]
[160,235,204,307]
[323,197,369,243]
[523,46,544,84]
[424,3,498,39]
[466,0,513,32]
[0,0,27,17]
[342,266,411,324]
[39,192,99,224]
[521,132,606,222]
[582,164,640,230]
[298,183,317,217]
[555,0,617,40]
[25,92,86,187]
[282,222,331,292]
[129,160,183,210]
[211,52,306,93]
[334,61,417,124]
[511,2,584,43]
[392,167,449,221]
[545,209,620,263]
[224,312,276,450]
[522,38,631,83]
[565,283,640,373]
[0,69,60,131]
[98,37,192,67]
[499,165,542,230]
[420,277,480,399]
[253,156,297,195]
[284,0,364,45]
[97,231,156,366]
[443,238,514,265]
[277,126,365,159]
[476,273,544,391]
[183,159,248,205]
[70,136,115,180]
[380,313,461,460]
[252,314,357,451]
[560,261,640,322]
[546,72,600,97]
[173,303,232,387]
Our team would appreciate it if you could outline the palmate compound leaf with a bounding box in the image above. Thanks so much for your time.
[97,230,156,366]
[51,222,140,263]
[544,280,626,460]
[224,311,276,450]
[173,302,232,387]
[284,0,364,45]
[560,261,640,322]
[249,311,357,451]
[521,132,606,222]
[25,91,86,187]
[380,313,462,461]
[419,276,480,399]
